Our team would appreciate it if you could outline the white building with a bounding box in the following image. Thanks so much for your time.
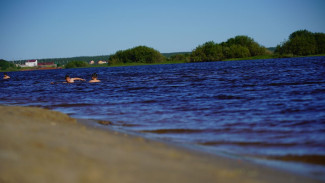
[25,60,38,67]
[98,60,107,64]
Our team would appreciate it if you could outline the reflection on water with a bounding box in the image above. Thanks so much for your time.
[1,56,325,177]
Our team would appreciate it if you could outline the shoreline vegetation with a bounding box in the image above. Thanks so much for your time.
[0,105,319,183]
[1,29,325,72]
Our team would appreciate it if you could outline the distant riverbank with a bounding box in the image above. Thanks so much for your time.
[3,29,324,72]
[20,67,63,71]
[2,54,325,72]
[89,54,325,68]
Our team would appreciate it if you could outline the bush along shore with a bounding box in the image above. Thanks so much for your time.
[2,29,325,71]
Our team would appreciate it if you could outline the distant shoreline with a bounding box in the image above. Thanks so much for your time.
[20,67,63,71]
[70,54,325,68]
[3,54,325,72]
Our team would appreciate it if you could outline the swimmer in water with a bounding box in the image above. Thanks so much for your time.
[3,73,10,79]
[51,74,85,84]
[89,73,101,83]
[65,74,85,83]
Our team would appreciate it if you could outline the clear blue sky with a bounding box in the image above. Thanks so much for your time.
[1,0,324,60]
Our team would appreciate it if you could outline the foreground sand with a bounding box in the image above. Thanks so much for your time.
[0,106,320,183]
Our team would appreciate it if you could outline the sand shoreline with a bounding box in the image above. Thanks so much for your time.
[0,105,321,183]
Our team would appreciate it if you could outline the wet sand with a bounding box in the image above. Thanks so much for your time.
[0,105,321,183]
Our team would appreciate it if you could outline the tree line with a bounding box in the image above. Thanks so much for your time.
[108,30,324,64]
[107,36,269,64]
[2,29,325,71]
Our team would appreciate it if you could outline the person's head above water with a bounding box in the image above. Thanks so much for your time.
[65,74,71,82]
[3,72,10,79]
[92,73,98,79]
[89,73,100,83]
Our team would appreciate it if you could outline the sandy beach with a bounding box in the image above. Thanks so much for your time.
[0,105,321,183]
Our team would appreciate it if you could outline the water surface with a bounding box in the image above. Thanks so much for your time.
[1,56,325,179]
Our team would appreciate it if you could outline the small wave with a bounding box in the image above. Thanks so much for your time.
[267,154,325,166]
[279,107,325,114]
[50,103,94,108]
[120,124,141,127]
[242,83,259,87]
[268,81,325,86]
[198,141,297,147]
[140,129,204,134]
[215,94,243,100]
[115,120,142,127]
[311,88,325,94]
[141,100,158,104]
[97,120,113,125]
[96,120,141,127]
[280,108,303,114]
[126,86,152,91]
[281,120,316,127]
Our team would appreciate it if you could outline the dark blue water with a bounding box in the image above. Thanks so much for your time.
[1,57,325,176]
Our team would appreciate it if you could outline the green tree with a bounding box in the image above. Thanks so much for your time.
[222,35,266,57]
[228,45,251,58]
[191,41,223,62]
[222,46,232,58]
[191,35,266,62]
[109,46,165,64]
[190,45,205,62]
[0,59,17,71]
[275,30,325,56]
[169,54,190,62]
[65,61,89,69]
[314,32,325,54]
[289,30,316,55]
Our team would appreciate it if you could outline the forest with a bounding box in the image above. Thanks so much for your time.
[1,29,325,71]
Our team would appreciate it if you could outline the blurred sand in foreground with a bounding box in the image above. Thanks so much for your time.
[0,106,320,183]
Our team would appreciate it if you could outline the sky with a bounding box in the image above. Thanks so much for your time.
[0,0,324,61]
